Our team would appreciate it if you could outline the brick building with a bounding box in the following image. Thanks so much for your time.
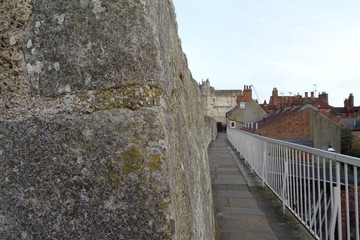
[268,87,302,109]
[243,105,341,152]
[262,87,330,115]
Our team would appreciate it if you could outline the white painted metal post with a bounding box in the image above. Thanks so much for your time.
[336,161,342,240]
[295,150,300,217]
[282,146,289,213]
[355,166,359,240]
[345,164,350,240]
[323,157,328,240]
[307,153,311,231]
[262,142,267,187]
[316,156,322,239]
[311,154,316,233]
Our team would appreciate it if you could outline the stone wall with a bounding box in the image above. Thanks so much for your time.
[199,79,241,124]
[0,0,215,239]
[204,116,218,147]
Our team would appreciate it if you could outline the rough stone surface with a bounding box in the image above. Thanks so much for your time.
[0,0,32,113]
[204,115,218,146]
[0,0,216,239]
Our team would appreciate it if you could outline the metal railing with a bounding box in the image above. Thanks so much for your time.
[227,128,360,240]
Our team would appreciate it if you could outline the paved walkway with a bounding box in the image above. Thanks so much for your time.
[209,133,314,240]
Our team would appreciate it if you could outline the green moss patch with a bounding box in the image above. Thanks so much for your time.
[122,145,143,173]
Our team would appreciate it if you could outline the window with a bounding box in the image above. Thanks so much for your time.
[239,102,246,109]
[230,121,235,128]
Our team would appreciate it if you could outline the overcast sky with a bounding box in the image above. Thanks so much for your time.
[172,0,360,107]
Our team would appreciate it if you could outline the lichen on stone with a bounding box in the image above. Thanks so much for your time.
[0,0,32,113]
[148,154,162,172]
[122,144,143,174]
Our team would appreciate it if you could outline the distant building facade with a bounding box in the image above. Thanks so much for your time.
[226,85,266,129]
[198,79,242,125]
[262,87,330,115]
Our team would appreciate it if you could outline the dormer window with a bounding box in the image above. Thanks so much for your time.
[239,102,246,109]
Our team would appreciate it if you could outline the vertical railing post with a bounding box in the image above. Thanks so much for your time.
[336,161,342,240]
[354,166,359,240]
[282,146,289,213]
[262,142,267,188]
[344,164,350,240]
[329,161,342,240]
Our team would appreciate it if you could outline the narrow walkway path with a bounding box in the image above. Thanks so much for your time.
[209,133,314,240]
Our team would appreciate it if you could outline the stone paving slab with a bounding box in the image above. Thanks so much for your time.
[214,190,252,198]
[215,168,241,172]
[217,207,264,215]
[214,174,244,179]
[212,184,248,191]
[219,231,278,240]
[228,198,260,208]
[213,197,229,207]
[218,213,274,233]
[214,179,247,185]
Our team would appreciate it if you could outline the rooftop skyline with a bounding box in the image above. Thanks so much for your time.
[173,0,360,107]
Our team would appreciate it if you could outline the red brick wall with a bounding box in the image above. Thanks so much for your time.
[258,109,311,139]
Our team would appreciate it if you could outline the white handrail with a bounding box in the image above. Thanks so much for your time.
[227,128,360,240]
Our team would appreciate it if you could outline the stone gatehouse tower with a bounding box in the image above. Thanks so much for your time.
[199,79,242,125]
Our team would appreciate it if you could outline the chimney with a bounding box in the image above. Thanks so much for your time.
[272,88,278,97]
[305,92,308,97]
[349,94,354,109]
[344,99,349,111]
[319,92,328,102]
[242,85,252,101]
[311,92,314,98]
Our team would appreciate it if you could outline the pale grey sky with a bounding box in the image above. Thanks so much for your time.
[172,0,360,107]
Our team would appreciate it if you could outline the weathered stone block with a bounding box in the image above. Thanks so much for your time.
[1,108,173,239]
[22,0,163,96]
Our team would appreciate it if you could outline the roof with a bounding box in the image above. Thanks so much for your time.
[331,106,360,116]
[331,107,347,116]
[249,105,317,130]
[340,118,360,131]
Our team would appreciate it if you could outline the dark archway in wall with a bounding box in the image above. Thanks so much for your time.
[217,122,226,132]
